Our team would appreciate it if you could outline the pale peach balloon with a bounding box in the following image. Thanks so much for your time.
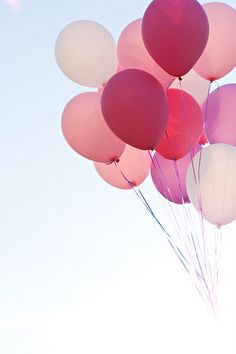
[117,19,174,89]
[94,145,151,189]
[170,69,210,105]
[61,92,125,163]
[186,144,236,226]
[194,3,236,81]
[55,20,117,88]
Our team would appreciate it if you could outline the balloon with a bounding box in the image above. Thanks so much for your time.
[101,69,168,150]
[55,20,117,87]
[155,89,203,160]
[198,131,208,146]
[186,144,236,226]
[61,92,125,163]
[142,0,209,77]
[151,145,201,204]
[194,3,236,81]
[203,84,236,146]
[94,145,151,189]
[117,18,174,89]
[170,69,210,105]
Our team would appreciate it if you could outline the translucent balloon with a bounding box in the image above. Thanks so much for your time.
[61,92,125,163]
[142,0,209,77]
[117,18,174,89]
[170,69,210,105]
[101,69,168,150]
[55,20,117,87]
[151,145,201,204]
[94,145,151,189]
[204,84,236,146]
[155,89,203,160]
[186,144,236,226]
[194,3,236,81]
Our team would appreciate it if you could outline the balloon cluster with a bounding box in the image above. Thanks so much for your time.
[55,0,236,310]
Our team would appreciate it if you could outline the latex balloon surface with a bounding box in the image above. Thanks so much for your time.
[204,84,236,146]
[151,145,201,204]
[170,69,210,105]
[94,145,151,189]
[155,89,203,160]
[101,69,168,150]
[117,18,174,89]
[55,20,117,87]
[142,0,209,77]
[186,144,236,226]
[194,3,236,80]
[61,92,125,163]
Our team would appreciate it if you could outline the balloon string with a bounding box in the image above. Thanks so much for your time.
[148,151,196,256]
[149,150,206,286]
[190,148,217,306]
[203,80,212,128]
[114,161,215,311]
[147,152,214,304]
[214,226,222,310]
[172,160,214,301]
[113,161,190,273]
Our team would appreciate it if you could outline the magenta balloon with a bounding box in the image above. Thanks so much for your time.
[117,18,174,89]
[94,145,151,190]
[204,84,236,146]
[155,89,203,160]
[194,3,236,81]
[61,92,125,163]
[142,0,209,77]
[151,145,201,204]
[101,69,168,150]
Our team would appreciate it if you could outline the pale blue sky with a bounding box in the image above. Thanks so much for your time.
[0,1,236,353]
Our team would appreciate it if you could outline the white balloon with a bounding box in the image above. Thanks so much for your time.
[55,20,117,88]
[186,143,236,226]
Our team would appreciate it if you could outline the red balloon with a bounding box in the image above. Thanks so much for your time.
[142,0,209,77]
[101,69,168,150]
[155,89,203,160]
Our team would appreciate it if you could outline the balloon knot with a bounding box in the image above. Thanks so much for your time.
[178,76,183,81]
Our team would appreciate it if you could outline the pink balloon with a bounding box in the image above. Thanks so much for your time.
[170,69,210,105]
[142,0,209,77]
[61,92,125,163]
[101,69,168,150]
[155,89,203,160]
[117,18,174,89]
[94,145,151,189]
[198,131,208,146]
[203,84,236,146]
[194,3,236,81]
[151,145,201,204]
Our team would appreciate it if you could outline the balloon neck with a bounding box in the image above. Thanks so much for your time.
[178,76,182,81]
[110,157,120,165]
[216,224,221,230]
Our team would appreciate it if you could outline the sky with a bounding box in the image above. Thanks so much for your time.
[0,0,236,353]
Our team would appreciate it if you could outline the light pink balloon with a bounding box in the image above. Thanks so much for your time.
[151,145,201,204]
[94,145,151,189]
[170,69,210,105]
[117,19,174,89]
[203,84,236,146]
[61,92,125,163]
[194,2,236,81]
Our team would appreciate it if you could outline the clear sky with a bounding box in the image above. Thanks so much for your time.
[0,0,236,353]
